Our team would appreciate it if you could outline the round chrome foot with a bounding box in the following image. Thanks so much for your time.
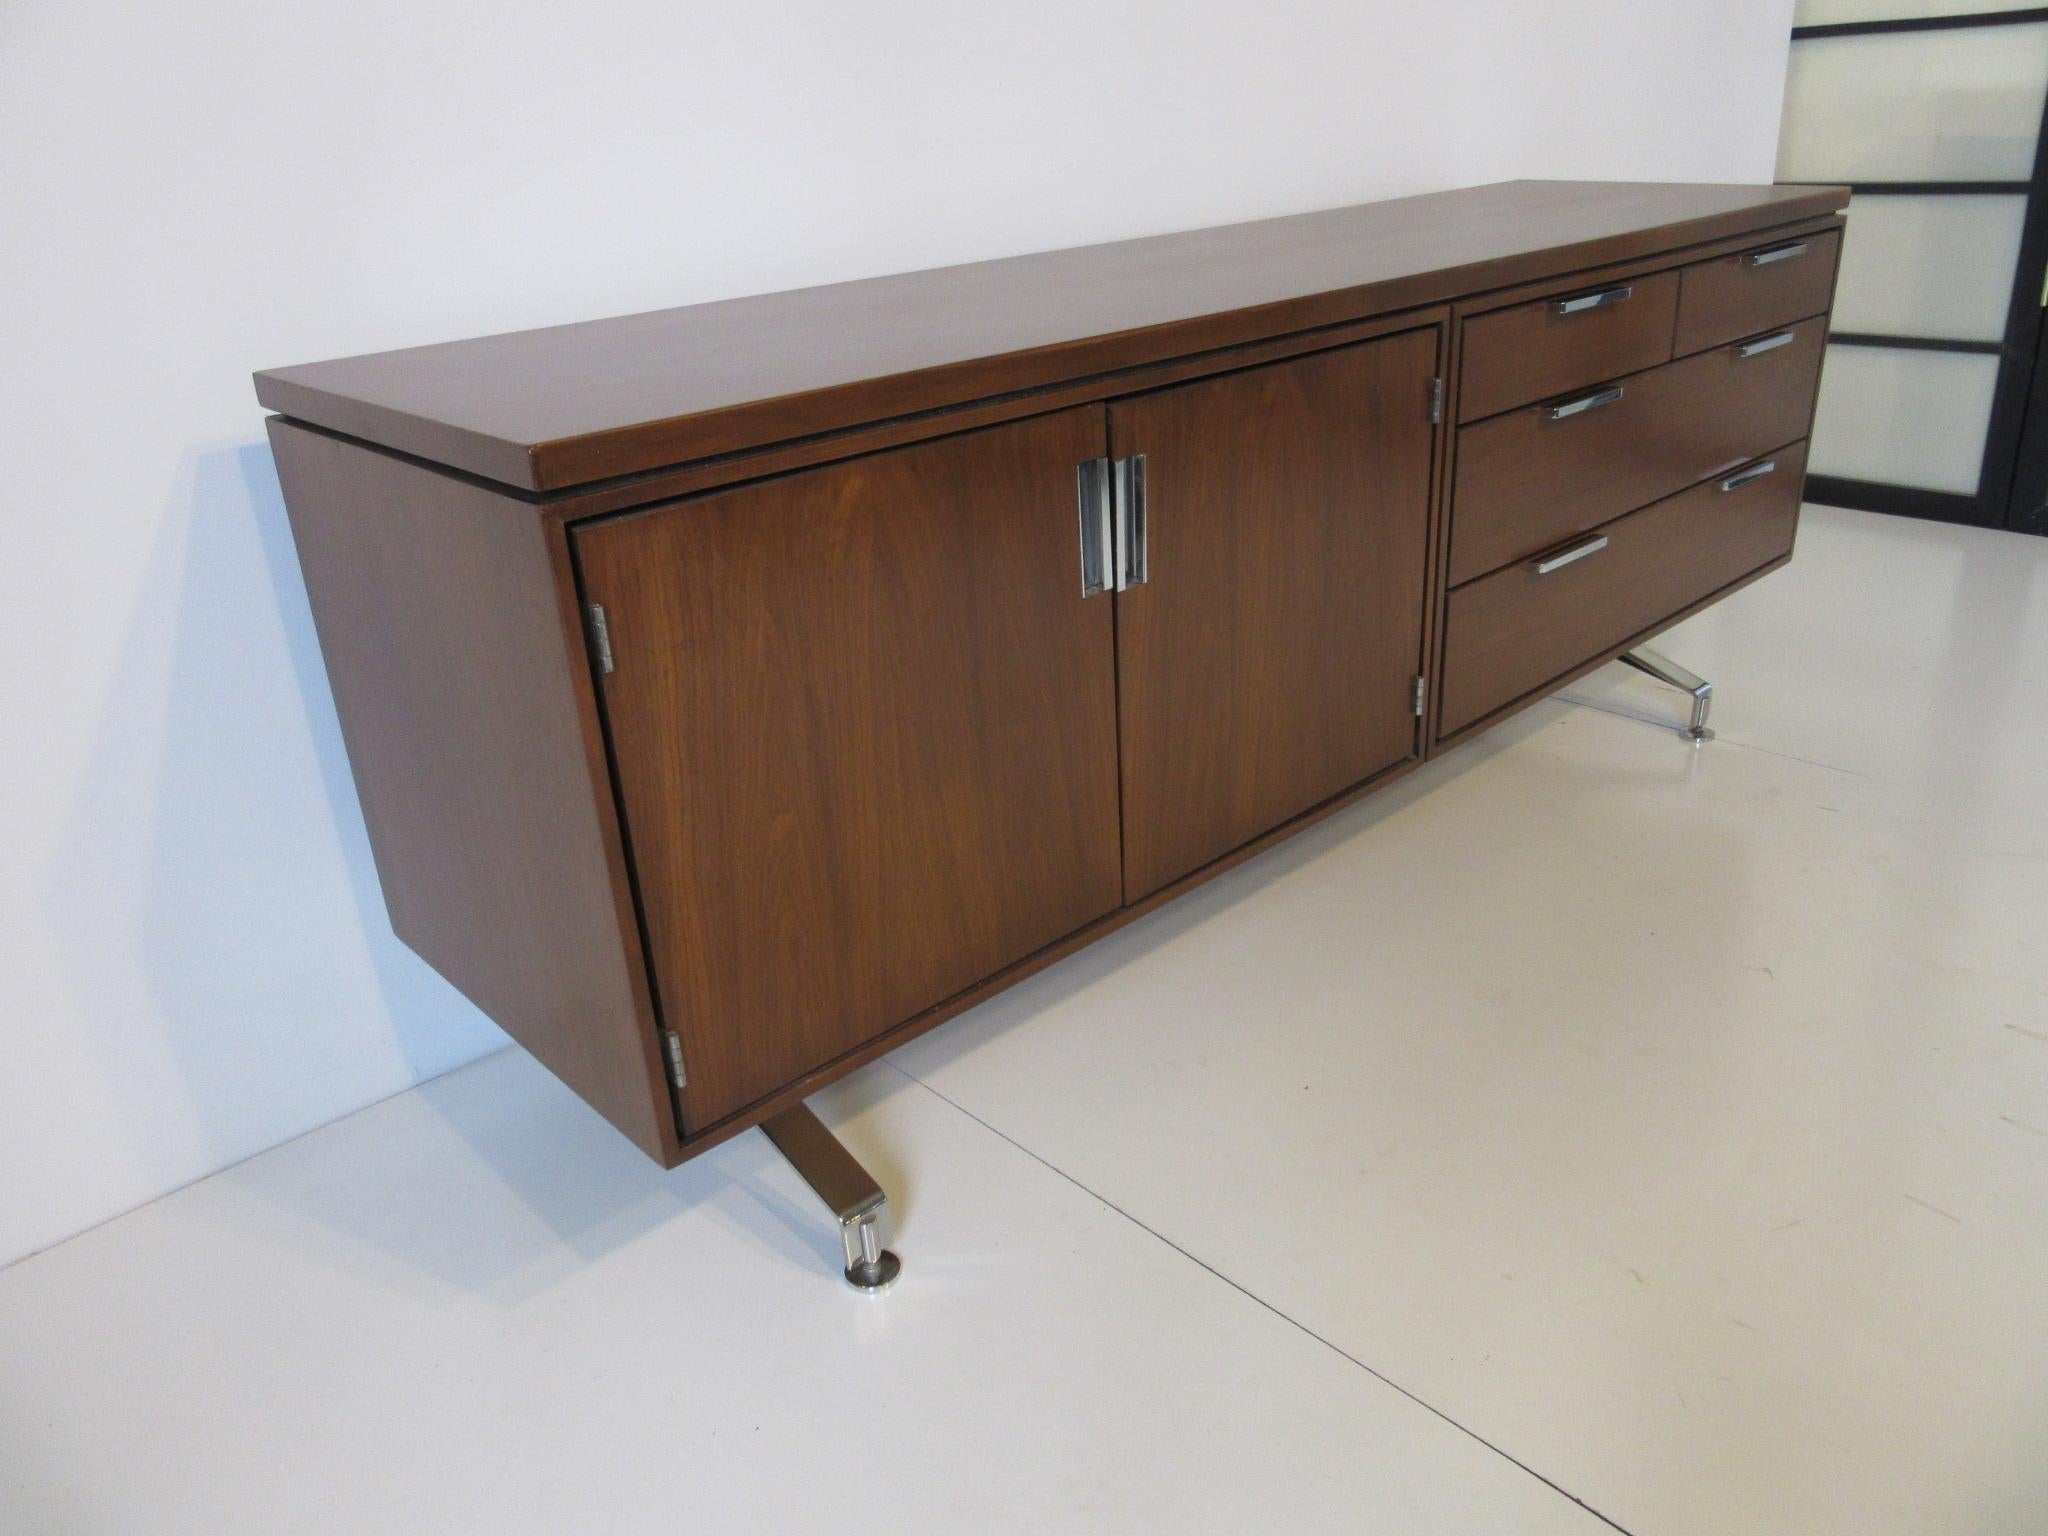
[840,1209,900,1292]
[845,1248,902,1292]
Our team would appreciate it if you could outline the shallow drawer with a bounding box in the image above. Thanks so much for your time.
[1438,441,1806,739]
[1448,314,1823,586]
[1459,269,1679,422]
[1674,228,1840,356]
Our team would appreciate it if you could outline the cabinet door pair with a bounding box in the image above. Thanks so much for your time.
[578,327,1439,1129]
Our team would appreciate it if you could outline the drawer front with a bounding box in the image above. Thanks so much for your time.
[1459,269,1678,422]
[1449,314,1823,586]
[1673,228,1840,356]
[1439,441,1807,738]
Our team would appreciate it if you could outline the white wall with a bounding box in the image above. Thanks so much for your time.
[0,0,1795,1268]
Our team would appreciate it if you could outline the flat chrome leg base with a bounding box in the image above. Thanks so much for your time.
[760,1101,901,1292]
[840,1212,902,1292]
[1618,645,1715,746]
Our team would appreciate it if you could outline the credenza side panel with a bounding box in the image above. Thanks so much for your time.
[267,420,679,1162]
[577,406,1125,1130]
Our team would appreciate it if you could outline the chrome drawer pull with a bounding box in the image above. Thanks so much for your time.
[1719,460,1777,493]
[1552,285,1633,316]
[1075,458,1114,597]
[1534,535,1609,574]
[1545,385,1624,421]
[1113,452,1148,590]
[1744,242,1808,268]
[1735,330,1794,358]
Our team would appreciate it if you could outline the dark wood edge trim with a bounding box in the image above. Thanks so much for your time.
[561,309,1456,531]
[1780,179,2030,195]
[253,373,542,492]
[258,191,1854,495]
[260,215,1850,521]
[542,522,683,1161]
[1429,550,1795,756]
[1452,213,1844,322]
[1792,8,2048,39]
[1419,313,1466,762]
[1802,473,1989,526]
[566,251,1831,520]
[267,307,1457,527]
[662,749,1425,1165]
[1828,331,2004,355]
[525,196,1851,490]
[259,415,603,528]
[1425,323,1458,765]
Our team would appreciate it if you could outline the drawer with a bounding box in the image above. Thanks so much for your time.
[1448,314,1823,586]
[1673,228,1840,356]
[1459,269,1678,422]
[1438,441,1806,738]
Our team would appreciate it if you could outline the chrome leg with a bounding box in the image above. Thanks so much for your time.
[760,1101,902,1292]
[1618,646,1715,745]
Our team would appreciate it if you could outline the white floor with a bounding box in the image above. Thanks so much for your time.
[6,505,2046,1535]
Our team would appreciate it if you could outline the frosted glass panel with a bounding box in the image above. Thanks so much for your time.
[1795,0,2046,24]
[1832,194,2027,340]
[1807,345,1998,494]
[1778,24,2048,181]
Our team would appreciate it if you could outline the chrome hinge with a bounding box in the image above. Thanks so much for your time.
[662,1029,687,1090]
[1428,377,1443,425]
[1413,676,1427,718]
[585,602,614,675]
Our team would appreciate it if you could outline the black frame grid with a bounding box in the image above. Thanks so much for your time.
[1781,7,2048,533]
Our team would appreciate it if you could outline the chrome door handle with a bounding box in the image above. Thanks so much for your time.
[1534,535,1609,574]
[1546,386,1624,421]
[1735,331,1795,358]
[1075,458,1113,598]
[1113,453,1148,590]
[1744,242,1808,268]
[1720,460,1777,493]
[1552,285,1633,316]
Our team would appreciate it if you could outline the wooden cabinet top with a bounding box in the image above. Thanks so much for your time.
[253,179,1845,493]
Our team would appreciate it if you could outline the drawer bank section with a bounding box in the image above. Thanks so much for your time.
[257,180,1845,1165]
[1435,219,1838,746]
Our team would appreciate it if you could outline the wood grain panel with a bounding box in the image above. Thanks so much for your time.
[254,181,1847,490]
[1458,269,1678,422]
[577,408,1124,1129]
[1674,229,1842,356]
[257,182,1846,1171]
[407,222,1831,528]
[1449,316,1825,585]
[266,420,678,1161]
[1439,441,1808,737]
[1111,330,1438,901]
[672,755,1424,1160]
[525,306,1454,521]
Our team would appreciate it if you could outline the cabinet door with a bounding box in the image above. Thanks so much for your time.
[1110,330,1438,900]
[577,407,1123,1130]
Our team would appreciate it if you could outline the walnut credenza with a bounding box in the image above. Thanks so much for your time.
[258,180,1845,1274]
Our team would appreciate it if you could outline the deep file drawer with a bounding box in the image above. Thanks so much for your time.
[1459,268,1679,422]
[1674,228,1840,356]
[1448,314,1823,586]
[1438,440,1807,738]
